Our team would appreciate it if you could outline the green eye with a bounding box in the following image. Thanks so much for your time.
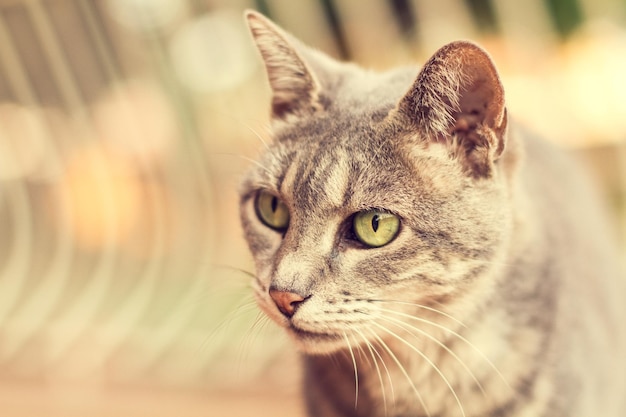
[353,210,400,248]
[255,190,290,231]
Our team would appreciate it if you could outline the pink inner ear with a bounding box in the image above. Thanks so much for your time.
[452,77,497,134]
[394,41,506,142]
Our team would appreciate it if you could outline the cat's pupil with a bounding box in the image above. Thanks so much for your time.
[271,196,278,213]
[371,214,380,232]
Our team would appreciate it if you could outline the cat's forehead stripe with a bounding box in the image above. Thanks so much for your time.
[317,151,350,207]
[285,143,351,209]
[278,153,300,197]
[274,139,418,216]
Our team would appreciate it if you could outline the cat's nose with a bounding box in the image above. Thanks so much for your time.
[269,288,307,318]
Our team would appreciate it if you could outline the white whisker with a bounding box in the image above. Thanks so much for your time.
[369,329,431,417]
[350,332,371,367]
[213,152,275,175]
[236,310,269,373]
[378,313,487,399]
[344,331,360,409]
[211,264,259,281]
[260,122,272,135]
[372,299,467,328]
[370,336,396,407]
[245,124,271,151]
[355,328,389,416]
[205,299,258,345]
[381,307,510,389]
[373,322,466,417]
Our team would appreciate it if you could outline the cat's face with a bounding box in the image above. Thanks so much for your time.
[240,12,514,354]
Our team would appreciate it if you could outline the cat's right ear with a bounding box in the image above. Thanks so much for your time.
[245,10,322,120]
[390,41,507,179]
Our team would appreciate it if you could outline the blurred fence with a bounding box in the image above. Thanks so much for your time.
[0,0,624,414]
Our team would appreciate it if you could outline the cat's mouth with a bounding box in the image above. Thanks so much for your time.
[288,324,339,341]
[286,325,348,354]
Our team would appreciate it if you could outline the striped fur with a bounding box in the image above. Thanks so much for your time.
[240,11,626,417]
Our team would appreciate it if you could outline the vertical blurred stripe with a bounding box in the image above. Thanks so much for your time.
[265,0,341,58]
[0,15,35,105]
[332,0,412,67]
[410,0,477,54]
[578,0,626,20]
[76,0,123,85]
[27,0,86,113]
[463,0,499,33]
[491,0,557,62]
[544,0,583,38]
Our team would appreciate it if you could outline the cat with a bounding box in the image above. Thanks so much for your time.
[238,10,626,417]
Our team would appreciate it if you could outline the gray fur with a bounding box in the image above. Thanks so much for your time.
[240,10,626,417]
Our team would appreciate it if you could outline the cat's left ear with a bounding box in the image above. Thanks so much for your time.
[245,10,322,120]
[393,41,507,178]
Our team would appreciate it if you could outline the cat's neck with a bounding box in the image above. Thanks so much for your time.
[301,306,522,417]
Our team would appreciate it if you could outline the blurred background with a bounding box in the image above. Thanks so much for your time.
[0,0,624,416]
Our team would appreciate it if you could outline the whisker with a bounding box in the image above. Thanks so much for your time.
[371,299,467,328]
[204,298,257,346]
[343,331,360,409]
[235,309,268,374]
[378,313,487,399]
[373,322,466,417]
[212,152,274,175]
[185,265,255,310]
[355,328,389,415]
[351,332,372,367]
[256,121,272,136]
[369,329,431,417]
[369,334,396,407]
[211,264,258,280]
[247,309,269,338]
[256,312,273,333]
[245,124,271,151]
[381,307,510,389]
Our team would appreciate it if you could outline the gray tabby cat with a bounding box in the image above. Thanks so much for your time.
[239,10,626,417]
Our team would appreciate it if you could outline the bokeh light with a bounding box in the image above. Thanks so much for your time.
[169,10,258,93]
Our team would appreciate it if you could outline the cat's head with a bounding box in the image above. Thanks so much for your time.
[240,11,517,354]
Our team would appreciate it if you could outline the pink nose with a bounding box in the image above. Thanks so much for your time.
[269,289,306,318]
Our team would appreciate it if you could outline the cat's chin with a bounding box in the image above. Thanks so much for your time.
[286,326,346,355]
